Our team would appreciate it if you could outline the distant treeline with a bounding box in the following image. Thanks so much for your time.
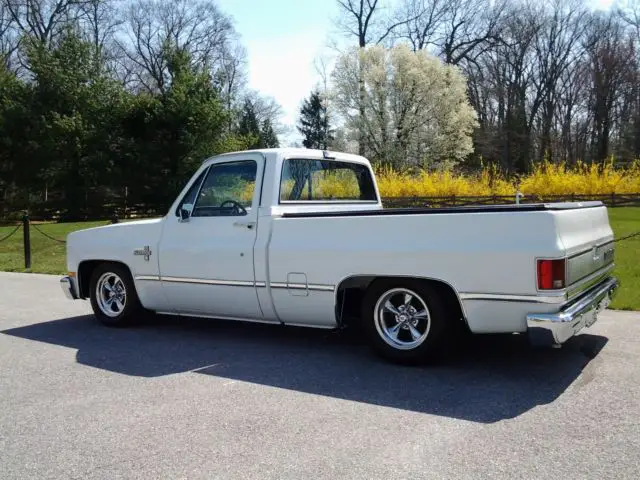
[0,0,280,217]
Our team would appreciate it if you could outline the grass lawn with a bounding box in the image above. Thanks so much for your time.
[606,207,640,310]
[1,207,638,310]
[0,220,110,275]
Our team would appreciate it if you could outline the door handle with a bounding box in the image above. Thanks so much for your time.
[233,221,256,229]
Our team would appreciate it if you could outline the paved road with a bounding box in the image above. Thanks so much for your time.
[1,272,639,479]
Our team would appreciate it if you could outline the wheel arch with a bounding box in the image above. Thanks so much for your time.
[335,275,468,329]
[77,259,134,299]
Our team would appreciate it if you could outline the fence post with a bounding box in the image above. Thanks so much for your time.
[22,213,31,270]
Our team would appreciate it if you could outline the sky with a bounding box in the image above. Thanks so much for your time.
[217,0,340,145]
[218,0,615,146]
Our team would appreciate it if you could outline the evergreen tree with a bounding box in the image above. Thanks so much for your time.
[238,99,261,148]
[260,118,279,148]
[297,89,333,149]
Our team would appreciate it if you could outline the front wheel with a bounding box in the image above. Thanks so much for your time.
[89,263,143,327]
[361,280,453,364]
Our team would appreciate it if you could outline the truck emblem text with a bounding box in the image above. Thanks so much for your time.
[133,245,152,261]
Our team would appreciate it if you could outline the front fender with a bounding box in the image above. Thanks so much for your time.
[66,217,165,290]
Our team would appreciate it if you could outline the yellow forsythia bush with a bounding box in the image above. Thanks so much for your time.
[372,160,640,197]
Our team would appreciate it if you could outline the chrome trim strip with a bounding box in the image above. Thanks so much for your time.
[156,311,279,325]
[270,282,334,292]
[140,276,334,292]
[160,277,256,287]
[173,313,279,324]
[308,284,335,292]
[135,275,161,282]
[459,292,567,304]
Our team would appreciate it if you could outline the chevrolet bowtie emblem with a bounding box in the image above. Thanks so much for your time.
[134,245,152,261]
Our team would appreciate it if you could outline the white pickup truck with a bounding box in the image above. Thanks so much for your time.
[61,148,618,363]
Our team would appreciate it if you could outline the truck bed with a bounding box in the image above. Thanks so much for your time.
[266,199,614,333]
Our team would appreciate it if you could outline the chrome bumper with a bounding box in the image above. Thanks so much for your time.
[60,276,78,300]
[527,276,618,346]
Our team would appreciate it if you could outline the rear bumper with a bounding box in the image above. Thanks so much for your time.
[60,276,78,300]
[527,276,618,346]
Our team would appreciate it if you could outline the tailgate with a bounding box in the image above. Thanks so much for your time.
[552,203,615,291]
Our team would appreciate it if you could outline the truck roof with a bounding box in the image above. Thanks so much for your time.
[208,147,371,165]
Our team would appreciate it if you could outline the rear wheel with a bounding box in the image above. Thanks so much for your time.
[361,279,454,364]
[89,263,143,327]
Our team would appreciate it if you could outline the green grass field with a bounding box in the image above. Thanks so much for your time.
[606,207,639,310]
[1,208,639,310]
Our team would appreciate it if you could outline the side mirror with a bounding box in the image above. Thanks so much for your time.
[179,204,193,222]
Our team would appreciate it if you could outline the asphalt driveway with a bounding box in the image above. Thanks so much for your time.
[1,272,639,479]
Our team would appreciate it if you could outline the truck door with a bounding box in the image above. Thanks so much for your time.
[157,153,266,320]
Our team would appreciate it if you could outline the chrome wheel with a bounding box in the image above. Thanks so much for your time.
[373,288,431,350]
[96,272,127,317]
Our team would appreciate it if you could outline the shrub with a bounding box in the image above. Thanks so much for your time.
[369,160,640,197]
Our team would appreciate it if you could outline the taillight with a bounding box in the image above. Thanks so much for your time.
[537,258,566,290]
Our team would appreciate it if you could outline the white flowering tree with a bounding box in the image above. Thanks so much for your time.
[331,44,478,168]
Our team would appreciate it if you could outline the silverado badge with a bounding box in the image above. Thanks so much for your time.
[133,245,152,261]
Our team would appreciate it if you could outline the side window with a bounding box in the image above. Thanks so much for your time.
[192,161,258,217]
[176,167,208,216]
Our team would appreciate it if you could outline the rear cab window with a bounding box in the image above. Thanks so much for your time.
[279,158,377,203]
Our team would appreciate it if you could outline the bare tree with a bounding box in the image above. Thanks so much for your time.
[214,39,247,132]
[393,0,448,51]
[474,3,543,172]
[615,0,640,161]
[439,0,506,66]
[0,0,20,69]
[242,90,285,135]
[6,0,87,45]
[617,0,640,44]
[117,0,235,93]
[533,0,590,161]
[335,0,410,48]
[584,14,636,162]
[3,0,90,74]
[554,57,590,163]
[335,0,384,155]
[77,0,123,58]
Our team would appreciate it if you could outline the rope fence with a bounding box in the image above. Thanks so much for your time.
[0,216,114,269]
[31,223,66,244]
[0,224,21,243]
[614,231,640,243]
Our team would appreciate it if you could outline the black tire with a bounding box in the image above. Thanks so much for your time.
[361,279,454,364]
[89,263,144,327]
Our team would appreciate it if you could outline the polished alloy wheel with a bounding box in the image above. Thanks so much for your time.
[373,287,431,350]
[96,272,127,317]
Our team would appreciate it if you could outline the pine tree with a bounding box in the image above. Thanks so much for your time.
[297,89,333,149]
[260,119,279,148]
[238,99,261,148]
